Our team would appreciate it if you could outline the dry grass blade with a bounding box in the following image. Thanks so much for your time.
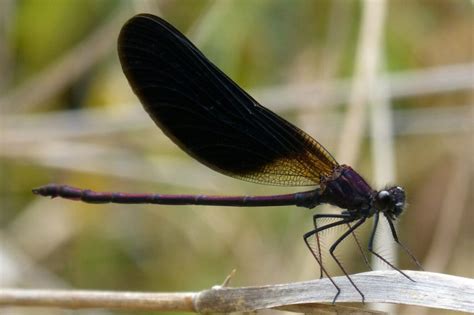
[0,271,472,313]
[276,303,386,314]
[196,271,473,313]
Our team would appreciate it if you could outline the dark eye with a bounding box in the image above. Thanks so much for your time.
[378,190,390,201]
[393,202,404,215]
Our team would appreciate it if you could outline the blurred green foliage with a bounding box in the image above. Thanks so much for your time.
[13,0,116,76]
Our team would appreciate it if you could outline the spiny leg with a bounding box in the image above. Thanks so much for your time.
[368,213,414,281]
[328,217,367,303]
[346,222,372,271]
[385,215,423,270]
[312,213,350,279]
[304,218,353,303]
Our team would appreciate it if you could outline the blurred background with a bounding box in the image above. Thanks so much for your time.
[0,0,472,314]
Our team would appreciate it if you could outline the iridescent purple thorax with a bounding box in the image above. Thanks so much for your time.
[320,165,406,218]
[319,165,374,212]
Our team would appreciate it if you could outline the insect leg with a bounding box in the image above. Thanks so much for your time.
[304,218,351,303]
[385,215,423,270]
[328,217,367,303]
[368,213,415,281]
[346,221,372,272]
[312,213,350,279]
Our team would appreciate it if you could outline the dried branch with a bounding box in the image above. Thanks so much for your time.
[0,271,472,313]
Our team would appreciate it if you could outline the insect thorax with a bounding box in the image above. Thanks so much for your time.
[320,165,374,212]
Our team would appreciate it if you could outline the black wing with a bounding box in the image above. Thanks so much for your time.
[118,14,338,186]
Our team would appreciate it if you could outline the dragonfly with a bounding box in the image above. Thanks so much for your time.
[33,13,422,303]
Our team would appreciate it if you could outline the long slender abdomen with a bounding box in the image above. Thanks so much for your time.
[32,184,322,208]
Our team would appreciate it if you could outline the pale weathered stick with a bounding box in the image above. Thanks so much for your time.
[0,271,472,313]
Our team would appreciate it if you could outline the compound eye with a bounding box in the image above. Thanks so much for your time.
[394,202,405,215]
[378,190,390,200]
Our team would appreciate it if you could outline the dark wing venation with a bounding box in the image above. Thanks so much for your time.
[118,14,338,186]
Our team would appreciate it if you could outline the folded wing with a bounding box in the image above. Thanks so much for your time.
[118,14,338,186]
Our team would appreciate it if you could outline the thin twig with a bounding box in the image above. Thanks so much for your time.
[336,0,387,165]
[0,271,472,313]
[254,62,474,113]
[0,290,196,312]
